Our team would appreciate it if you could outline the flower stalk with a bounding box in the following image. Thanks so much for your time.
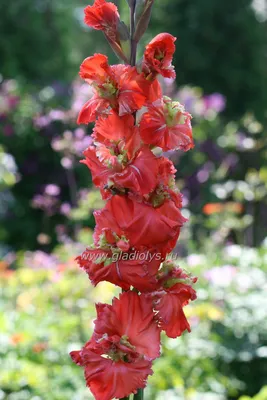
[130,0,137,66]
[69,1,197,400]
[134,389,144,400]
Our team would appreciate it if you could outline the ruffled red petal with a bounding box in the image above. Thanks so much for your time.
[79,54,111,85]
[93,195,186,254]
[77,95,110,124]
[71,348,152,400]
[94,292,160,360]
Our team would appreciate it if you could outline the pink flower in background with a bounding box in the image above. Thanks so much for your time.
[205,265,237,287]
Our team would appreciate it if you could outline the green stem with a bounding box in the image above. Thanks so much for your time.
[134,389,144,400]
[120,388,144,400]
[130,0,137,66]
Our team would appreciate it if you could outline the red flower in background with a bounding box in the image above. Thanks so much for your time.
[78,54,148,123]
[70,292,159,400]
[84,0,119,40]
[143,33,177,79]
[140,96,194,151]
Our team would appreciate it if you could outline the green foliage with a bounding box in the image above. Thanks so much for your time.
[149,0,267,120]
[239,387,267,400]
[0,0,80,83]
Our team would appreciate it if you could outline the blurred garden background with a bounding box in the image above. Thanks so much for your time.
[1,0,267,399]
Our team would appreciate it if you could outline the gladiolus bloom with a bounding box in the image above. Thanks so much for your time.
[93,195,186,254]
[78,54,148,123]
[84,0,119,41]
[70,292,160,400]
[82,144,158,197]
[139,156,183,209]
[143,33,176,79]
[81,112,158,196]
[93,112,141,158]
[140,96,194,151]
[147,264,197,338]
[77,246,162,291]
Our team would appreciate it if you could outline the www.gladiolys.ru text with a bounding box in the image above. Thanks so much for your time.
[81,251,180,263]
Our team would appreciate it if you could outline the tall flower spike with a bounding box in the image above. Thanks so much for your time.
[72,1,197,399]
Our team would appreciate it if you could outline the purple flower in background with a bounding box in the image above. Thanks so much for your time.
[174,87,226,120]
[0,94,19,115]
[204,93,226,114]
[52,128,93,163]
[8,95,20,109]
[73,128,93,154]
[24,250,59,270]
[34,115,52,129]
[31,194,58,214]
[31,184,61,215]
[196,161,214,183]
[44,184,61,196]
[60,202,72,216]
[176,87,203,115]
[48,109,67,122]
[61,156,73,169]
[71,80,94,115]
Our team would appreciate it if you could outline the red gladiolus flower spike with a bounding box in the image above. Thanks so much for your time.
[71,1,197,398]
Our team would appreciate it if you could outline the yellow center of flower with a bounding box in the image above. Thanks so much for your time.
[163,96,187,127]
[96,79,118,98]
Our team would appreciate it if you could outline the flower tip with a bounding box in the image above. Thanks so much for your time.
[70,350,82,365]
